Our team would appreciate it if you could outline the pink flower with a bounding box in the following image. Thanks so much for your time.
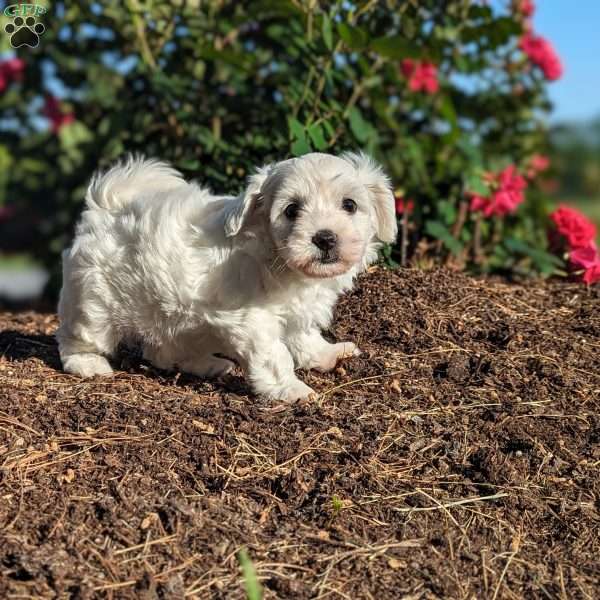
[395,197,414,215]
[42,95,75,133]
[469,166,527,217]
[0,57,25,93]
[570,245,600,285]
[401,59,439,94]
[520,33,563,81]
[526,154,550,178]
[550,206,597,249]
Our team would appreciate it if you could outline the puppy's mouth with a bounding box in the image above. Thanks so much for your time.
[295,254,352,278]
[281,239,362,279]
[318,250,339,265]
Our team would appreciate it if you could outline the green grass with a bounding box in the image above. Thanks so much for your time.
[238,548,262,600]
[0,253,40,271]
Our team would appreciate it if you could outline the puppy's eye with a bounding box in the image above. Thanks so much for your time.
[342,198,357,214]
[284,202,300,220]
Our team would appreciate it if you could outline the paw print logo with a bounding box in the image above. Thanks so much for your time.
[5,16,45,48]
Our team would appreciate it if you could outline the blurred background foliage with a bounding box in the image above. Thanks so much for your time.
[550,118,600,239]
[0,0,591,299]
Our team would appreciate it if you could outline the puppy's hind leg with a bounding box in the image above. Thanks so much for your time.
[167,333,236,378]
[178,353,236,378]
[57,250,117,378]
[143,342,235,378]
[142,342,177,372]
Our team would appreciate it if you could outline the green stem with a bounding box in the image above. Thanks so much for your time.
[126,0,157,71]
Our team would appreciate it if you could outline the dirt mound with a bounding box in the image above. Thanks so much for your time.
[1,268,599,599]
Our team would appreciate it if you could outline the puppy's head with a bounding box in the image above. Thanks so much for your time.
[225,152,397,279]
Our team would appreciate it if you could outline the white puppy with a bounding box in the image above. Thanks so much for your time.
[57,152,397,401]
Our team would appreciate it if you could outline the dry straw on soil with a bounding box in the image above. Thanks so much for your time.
[0,268,599,599]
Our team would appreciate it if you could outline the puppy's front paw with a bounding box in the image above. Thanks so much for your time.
[314,341,361,373]
[63,353,113,378]
[267,379,316,403]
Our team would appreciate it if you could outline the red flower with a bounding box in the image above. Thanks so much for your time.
[515,0,535,17]
[582,264,600,285]
[520,33,563,81]
[0,57,25,93]
[570,245,600,285]
[401,59,439,94]
[0,206,15,222]
[469,166,527,217]
[526,154,550,178]
[570,244,599,269]
[43,95,75,133]
[395,196,414,215]
[550,205,597,249]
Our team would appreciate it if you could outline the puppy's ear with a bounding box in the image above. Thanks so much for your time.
[341,152,398,243]
[224,164,273,237]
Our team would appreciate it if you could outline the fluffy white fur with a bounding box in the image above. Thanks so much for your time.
[57,152,397,401]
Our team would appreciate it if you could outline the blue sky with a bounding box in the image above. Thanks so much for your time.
[536,1,600,123]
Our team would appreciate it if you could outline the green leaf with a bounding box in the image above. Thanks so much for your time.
[322,14,333,50]
[20,158,46,174]
[238,549,262,600]
[179,158,200,170]
[307,123,327,150]
[247,0,302,18]
[348,106,370,143]
[489,16,522,47]
[403,138,426,180]
[457,138,483,167]
[425,220,463,256]
[465,172,490,196]
[322,119,335,138]
[439,96,458,132]
[438,200,457,226]
[370,35,420,59]
[337,23,368,50]
[291,136,311,156]
[504,238,564,273]
[287,117,305,140]
[468,4,493,20]
[58,122,91,150]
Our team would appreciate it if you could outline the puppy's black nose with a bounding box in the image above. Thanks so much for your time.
[312,229,337,252]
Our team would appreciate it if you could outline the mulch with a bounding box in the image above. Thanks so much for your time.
[0,267,599,599]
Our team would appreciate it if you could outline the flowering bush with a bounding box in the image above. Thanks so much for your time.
[0,0,593,292]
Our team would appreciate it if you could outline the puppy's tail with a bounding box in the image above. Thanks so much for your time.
[85,155,185,213]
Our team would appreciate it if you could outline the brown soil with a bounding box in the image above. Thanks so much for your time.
[0,268,599,599]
